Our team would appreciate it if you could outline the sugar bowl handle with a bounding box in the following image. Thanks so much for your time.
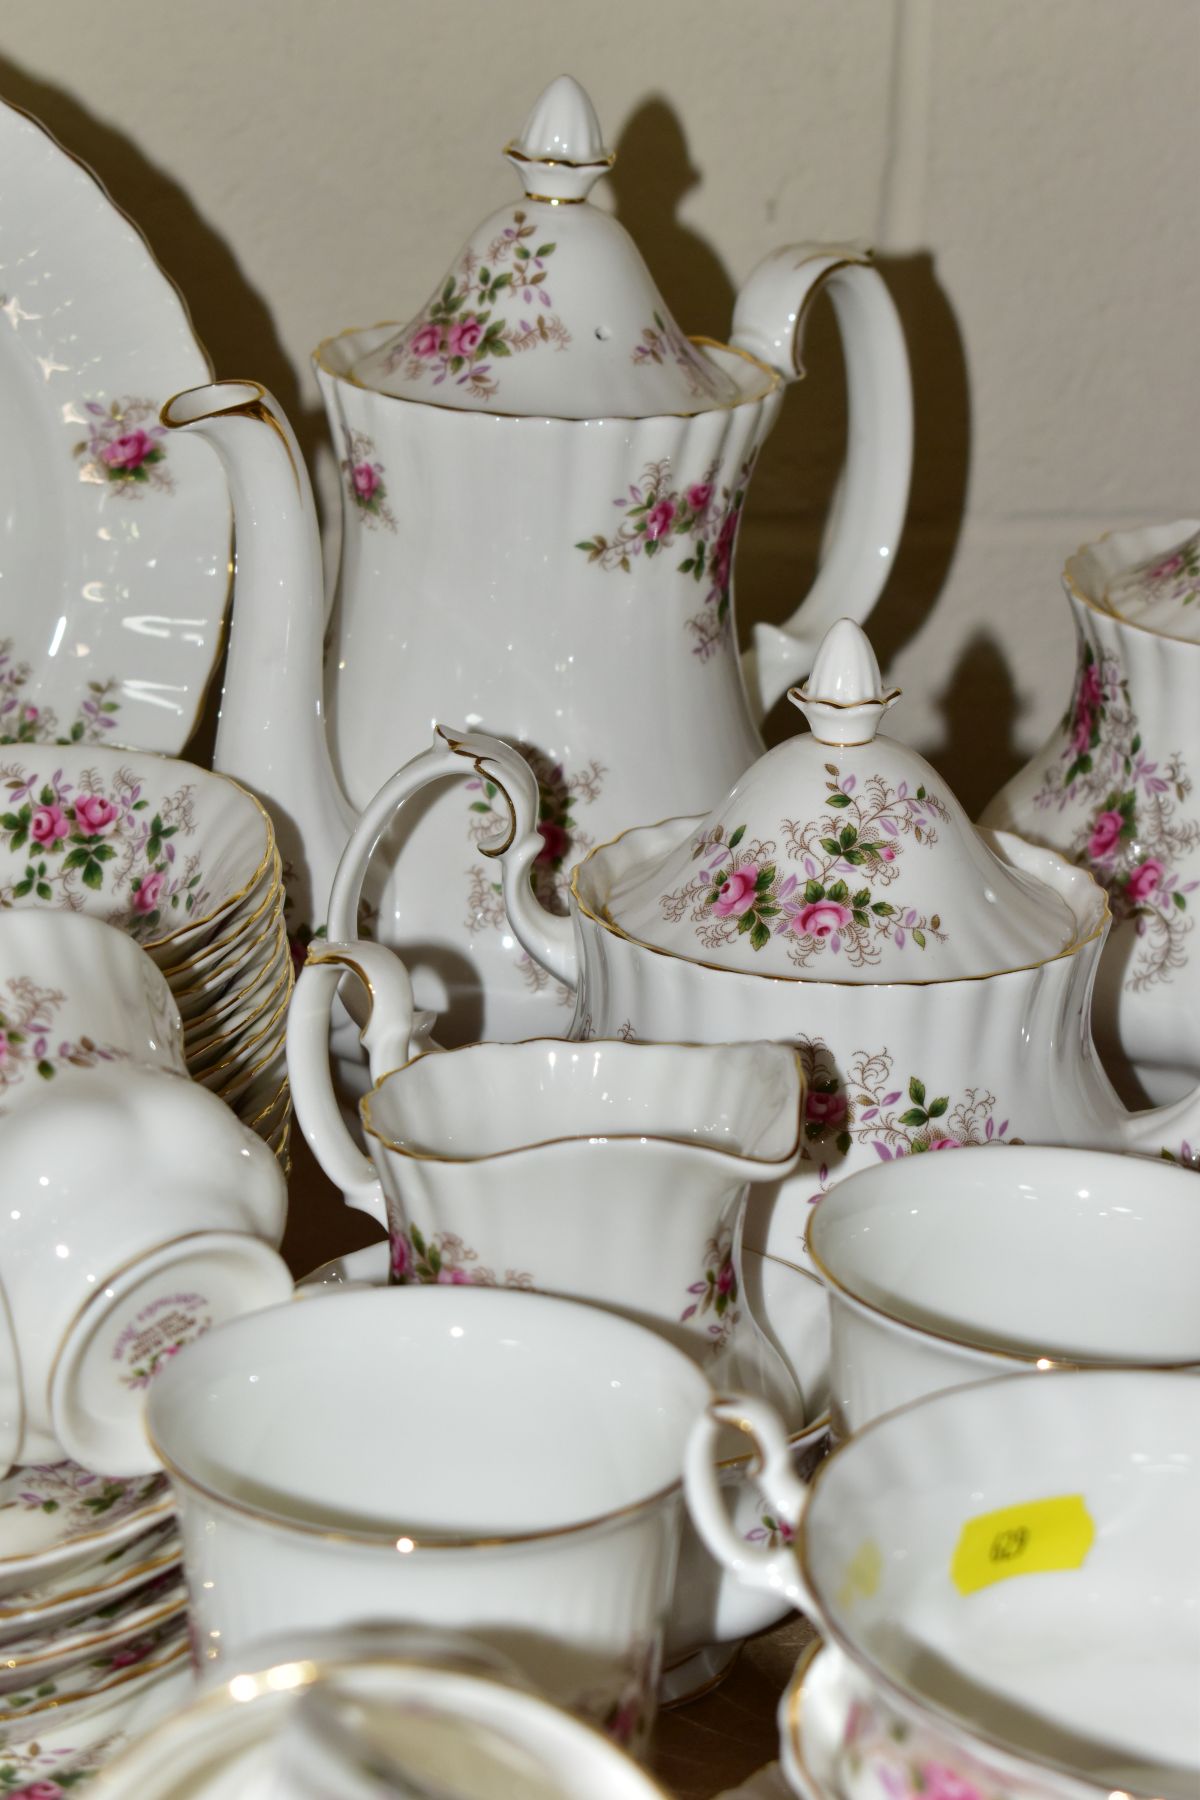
[684,1392,817,1616]
[731,245,912,720]
[287,941,430,1225]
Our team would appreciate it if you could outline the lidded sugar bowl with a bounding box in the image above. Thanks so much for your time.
[325,618,1200,1263]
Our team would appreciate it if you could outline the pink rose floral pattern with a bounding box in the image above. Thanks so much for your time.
[0,978,129,1103]
[389,1223,532,1291]
[339,427,396,532]
[0,763,209,939]
[384,211,567,402]
[1033,643,1200,989]
[465,749,604,1005]
[680,1222,740,1353]
[2,1463,166,1533]
[840,1691,1004,1800]
[660,765,948,967]
[796,1036,1014,1194]
[0,642,122,748]
[73,398,172,497]
[1119,533,1200,611]
[576,455,755,659]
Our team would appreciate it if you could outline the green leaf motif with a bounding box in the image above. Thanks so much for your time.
[913,927,927,948]
[804,879,825,904]
[898,1107,929,1127]
[820,837,842,857]
[927,1096,949,1118]
[827,879,848,903]
[727,825,745,850]
[908,1076,926,1105]
[826,792,852,809]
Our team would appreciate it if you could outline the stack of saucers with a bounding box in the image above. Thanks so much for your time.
[0,1460,190,1772]
[0,743,292,1163]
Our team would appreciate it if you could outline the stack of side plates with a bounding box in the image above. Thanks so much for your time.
[0,1460,190,1778]
[0,744,292,1165]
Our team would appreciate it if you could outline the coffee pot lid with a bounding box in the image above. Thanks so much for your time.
[1100,523,1200,642]
[348,76,774,418]
[604,619,1079,981]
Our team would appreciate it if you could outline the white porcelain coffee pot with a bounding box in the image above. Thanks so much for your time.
[983,520,1200,1113]
[328,620,1200,1264]
[162,75,911,1050]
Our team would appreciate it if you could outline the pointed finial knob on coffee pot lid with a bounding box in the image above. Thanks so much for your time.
[504,74,615,203]
[788,618,901,746]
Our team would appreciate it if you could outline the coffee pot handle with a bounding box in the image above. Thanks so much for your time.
[731,245,912,720]
[684,1391,818,1618]
[287,941,433,1225]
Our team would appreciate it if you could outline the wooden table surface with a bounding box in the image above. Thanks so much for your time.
[281,1132,811,1797]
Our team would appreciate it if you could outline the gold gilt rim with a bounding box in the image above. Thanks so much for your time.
[568,820,1111,990]
[0,1634,187,1723]
[358,1035,805,1169]
[146,1416,689,1554]
[156,853,283,980]
[1063,517,1200,646]
[191,981,292,1082]
[0,1535,179,1624]
[167,891,284,996]
[182,930,290,1044]
[784,1367,1180,1800]
[185,970,290,1067]
[0,1485,173,1574]
[177,927,288,1029]
[101,1649,675,1798]
[781,1636,825,1781]
[244,1074,291,1133]
[312,324,780,416]
[210,1018,288,1100]
[3,1584,185,1673]
[806,1222,1200,1372]
[140,775,276,954]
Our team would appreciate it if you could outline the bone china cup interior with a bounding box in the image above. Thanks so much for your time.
[145,1285,714,1754]
[807,1144,1200,1439]
[685,1370,1200,1800]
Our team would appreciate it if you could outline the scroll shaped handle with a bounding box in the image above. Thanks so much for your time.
[286,940,434,1225]
[731,244,913,720]
[684,1391,817,1618]
[327,728,578,994]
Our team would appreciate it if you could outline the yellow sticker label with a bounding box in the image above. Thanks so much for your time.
[951,1495,1095,1595]
[836,1538,883,1611]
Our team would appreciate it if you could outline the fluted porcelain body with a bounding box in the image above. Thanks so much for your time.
[983,519,1200,1105]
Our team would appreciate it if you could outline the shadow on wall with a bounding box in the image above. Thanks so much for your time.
[609,95,1023,811]
[0,56,323,472]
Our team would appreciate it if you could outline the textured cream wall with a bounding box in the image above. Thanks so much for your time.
[3,0,1196,811]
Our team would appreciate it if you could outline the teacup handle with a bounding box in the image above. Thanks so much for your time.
[287,941,432,1224]
[684,1392,817,1616]
[731,245,912,720]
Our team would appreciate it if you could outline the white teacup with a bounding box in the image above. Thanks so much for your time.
[98,1631,672,1798]
[0,1062,290,1474]
[686,1369,1200,1800]
[0,909,185,1102]
[145,1285,714,1757]
[806,1143,1200,1439]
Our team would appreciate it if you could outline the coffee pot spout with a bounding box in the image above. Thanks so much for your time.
[160,382,356,939]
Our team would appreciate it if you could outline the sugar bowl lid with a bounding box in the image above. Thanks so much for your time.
[604,619,1079,980]
[348,76,774,418]
[1098,522,1200,642]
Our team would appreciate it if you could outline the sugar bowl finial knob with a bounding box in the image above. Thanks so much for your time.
[505,74,615,203]
[789,618,900,746]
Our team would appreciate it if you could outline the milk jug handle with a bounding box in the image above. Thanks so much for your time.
[684,1392,817,1616]
[731,246,912,720]
[286,942,424,1225]
[327,728,577,992]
